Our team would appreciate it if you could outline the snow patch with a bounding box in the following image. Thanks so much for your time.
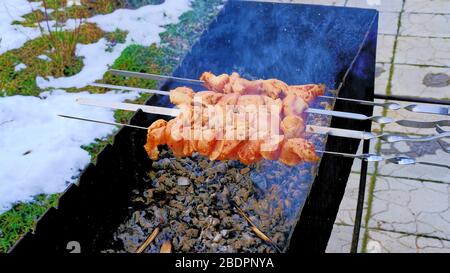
[37,0,192,89]
[14,63,27,72]
[37,54,51,61]
[0,90,139,213]
[89,0,192,46]
[37,39,127,89]
[0,0,42,54]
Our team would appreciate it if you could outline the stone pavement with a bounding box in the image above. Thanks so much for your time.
[256,0,450,253]
[325,0,450,253]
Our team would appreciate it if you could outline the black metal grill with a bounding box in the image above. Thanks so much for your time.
[10,1,378,253]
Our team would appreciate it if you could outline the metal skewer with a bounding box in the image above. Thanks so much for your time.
[396,119,450,128]
[58,114,450,170]
[75,98,375,140]
[57,114,378,159]
[109,69,400,110]
[90,83,450,129]
[387,156,450,170]
[108,69,450,115]
[89,83,393,124]
[316,150,383,162]
[74,99,450,143]
[109,69,204,84]
[379,132,450,143]
[319,95,401,110]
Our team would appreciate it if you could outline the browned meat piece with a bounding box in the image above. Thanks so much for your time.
[224,72,263,95]
[279,138,319,166]
[260,135,284,161]
[223,72,241,94]
[200,72,230,92]
[281,115,305,139]
[262,79,289,99]
[216,93,240,106]
[164,119,185,157]
[144,119,167,160]
[237,94,266,107]
[201,73,324,104]
[237,139,262,165]
[286,84,325,104]
[169,87,194,106]
[209,139,242,161]
[194,128,217,157]
[282,94,308,116]
[193,91,223,106]
[144,73,322,166]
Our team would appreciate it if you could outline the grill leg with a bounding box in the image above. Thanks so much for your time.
[350,139,370,253]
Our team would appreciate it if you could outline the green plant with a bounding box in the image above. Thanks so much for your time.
[83,0,114,14]
[0,194,59,253]
[105,29,128,52]
[37,0,84,77]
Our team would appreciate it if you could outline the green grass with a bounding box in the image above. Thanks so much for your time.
[0,23,105,97]
[81,135,115,164]
[0,194,60,253]
[105,29,128,52]
[20,0,114,26]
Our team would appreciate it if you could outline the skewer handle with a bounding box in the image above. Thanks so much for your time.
[381,132,450,143]
[320,95,401,110]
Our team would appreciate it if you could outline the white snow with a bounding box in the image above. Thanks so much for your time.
[0,1,194,212]
[88,0,192,46]
[37,54,51,61]
[37,0,192,89]
[37,39,127,89]
[14,63,27,72]
[0,90,139,213]
[0,0,42,55]
[67,0,82,7]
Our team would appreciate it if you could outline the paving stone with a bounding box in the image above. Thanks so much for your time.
[379,12,400,35]
[346,0,403,12]
[377,35,395,63]
[375,63,391,94]
[335,173,370,225]
[390,64,450,99]
[366,229,450,253]
[395,36,450,67]
[376,140,450,182]
[404,0,450,14]
[370,100,384,134]
[326,224,364,253]
[400,13,450,38]
[370,63,391,134]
